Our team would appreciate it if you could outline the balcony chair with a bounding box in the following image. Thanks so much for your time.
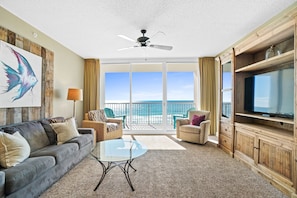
[172,107,196,129]
[104,107,127,128]
[176,110,210,144]
[82,109,123,142]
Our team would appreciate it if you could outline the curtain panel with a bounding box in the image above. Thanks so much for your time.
[83,59,100,115]
[199,57,217,135]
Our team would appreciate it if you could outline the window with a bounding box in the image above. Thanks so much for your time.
[102,62,198,131]
[222,61,232,118]
[105,72,129,102]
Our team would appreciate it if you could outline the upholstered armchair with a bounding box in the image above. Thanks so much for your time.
[82,109,123,142]
[176,110,210,144]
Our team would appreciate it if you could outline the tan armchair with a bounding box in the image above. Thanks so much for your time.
[176,110,210,144]
[82,110,123,142]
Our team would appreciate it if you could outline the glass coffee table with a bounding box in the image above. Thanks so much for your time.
[91,139,147,191]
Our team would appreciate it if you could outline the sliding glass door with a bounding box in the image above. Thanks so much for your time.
[102,62,198,133]
[167,72,195,129]
[130,63,164,131]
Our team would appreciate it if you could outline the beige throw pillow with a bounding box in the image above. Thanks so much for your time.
[50,117,80,145]
[0,131,31,168]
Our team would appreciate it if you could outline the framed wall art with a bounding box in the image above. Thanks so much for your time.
[0,40,42,108]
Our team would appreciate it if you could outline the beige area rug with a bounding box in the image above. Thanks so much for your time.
[131,135,186,150]
[40,135,287,198]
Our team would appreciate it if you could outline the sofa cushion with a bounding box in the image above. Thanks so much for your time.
[2,121,50,152]
[66,134,93,149]
[39,117,66,145]
[50,117,80,145]
[0,132,30,168]
[2,156,55,195]
[88,110,107,122]
[30,143,79,163]
[40,119,57,145]
[180,125,201,134]
[106,123,119,132]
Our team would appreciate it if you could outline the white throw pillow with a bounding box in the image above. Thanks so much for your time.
[0,131,31,168]
[50,117,80,145]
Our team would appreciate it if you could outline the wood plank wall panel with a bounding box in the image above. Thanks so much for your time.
[0,26,54,125]
[40,47,54,119]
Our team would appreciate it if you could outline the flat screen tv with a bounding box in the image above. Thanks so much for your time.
[244,66,294,119]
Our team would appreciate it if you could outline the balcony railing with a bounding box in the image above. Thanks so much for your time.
[222,102,231,118]
[105,101,195,130]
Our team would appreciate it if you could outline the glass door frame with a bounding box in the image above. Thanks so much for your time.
[100,59,199,134]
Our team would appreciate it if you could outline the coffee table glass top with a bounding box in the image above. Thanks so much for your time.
[91,139,147,162]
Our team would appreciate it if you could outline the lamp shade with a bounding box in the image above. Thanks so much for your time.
[67,88,83,101]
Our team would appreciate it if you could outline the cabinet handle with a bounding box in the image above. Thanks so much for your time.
[254,147,259,150]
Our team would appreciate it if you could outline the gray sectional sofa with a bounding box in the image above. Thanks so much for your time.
[0,117,94,198]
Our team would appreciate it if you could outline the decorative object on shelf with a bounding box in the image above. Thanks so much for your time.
[67,88,83,117]
[265,45,281,59]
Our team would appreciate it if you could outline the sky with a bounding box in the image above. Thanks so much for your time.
[105,72,194,102]
[222,71,232,102]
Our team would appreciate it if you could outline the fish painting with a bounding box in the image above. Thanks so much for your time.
[0,45,38,101]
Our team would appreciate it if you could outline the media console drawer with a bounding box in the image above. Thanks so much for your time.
[219,134,232,151]
[220,122,232,137]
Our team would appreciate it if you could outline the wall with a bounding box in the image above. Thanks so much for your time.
[0,7,85,125]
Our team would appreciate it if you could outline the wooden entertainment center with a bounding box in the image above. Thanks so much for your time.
[216,4,297,197]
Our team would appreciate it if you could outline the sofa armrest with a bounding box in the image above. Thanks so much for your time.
[200,120,211,142]
[176,118,190,127]
[200,120,210,131]
[82,120,106,130]
[82,120,107,142]
[176,118,190,138]
[0,171,5,198]
[78,127,94,135]
[78,127,96,148]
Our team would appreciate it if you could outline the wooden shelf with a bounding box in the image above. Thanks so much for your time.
[234,21,294,55]
[235,50,294,72]
[236,113,294,124]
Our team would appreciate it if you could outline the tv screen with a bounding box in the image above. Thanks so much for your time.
[244,66,294,118]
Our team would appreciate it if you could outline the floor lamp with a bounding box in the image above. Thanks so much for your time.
[67,88,83,118]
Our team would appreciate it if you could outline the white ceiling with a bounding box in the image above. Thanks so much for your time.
[1,0,296,61]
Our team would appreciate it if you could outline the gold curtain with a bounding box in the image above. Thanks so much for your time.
[199,57,217,135]
[83,59,100,114]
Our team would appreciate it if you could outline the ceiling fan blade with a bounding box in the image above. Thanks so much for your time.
[117,46,138,51]
[149,44,173,51]
[150,31,166,40]
[117,35,136,43]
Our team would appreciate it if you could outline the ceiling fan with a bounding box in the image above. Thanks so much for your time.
[118,29,173,51]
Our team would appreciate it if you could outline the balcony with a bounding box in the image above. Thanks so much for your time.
[105,101,195,131]
[222,102,231,118]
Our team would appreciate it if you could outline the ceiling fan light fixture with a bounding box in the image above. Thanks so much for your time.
[118,29,173,51]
